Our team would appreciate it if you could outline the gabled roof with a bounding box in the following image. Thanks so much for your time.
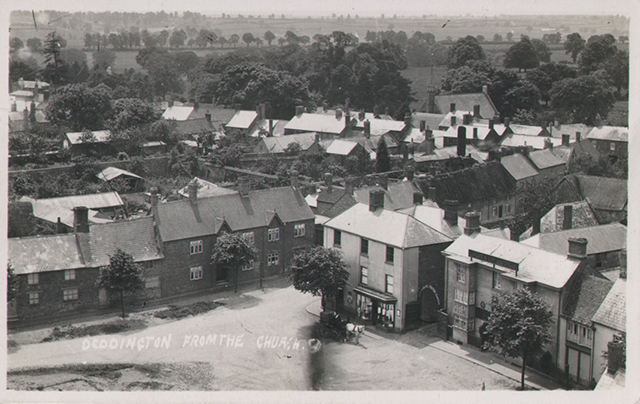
[19,197,112,228]
[527,149,565,170]
[587,126,628,142]
[18,79,50,89]
[156,186,314,242]
[508,124,547,137]
[97,167,143,182]
[324,203,452,249]
[444,234,581,289]
[397,204,463,238]
[226,110,259,129]
[411,113,447,132]
[520,201,599,240]
[547,123,592,139]
[500,134,563,150]
[592,278,626,331]
[575,175,627,211]
[285,112,347,135]
[563,272,613,326]
[434,93,498,119]
[354,181,422,212]
[521,223,626,256]
[162,106,194,121]
[177,178,238,199]
[326,140,360,155]
[173,118,221,137]
[187,105,237,124]
[65,130,112,145]
[9,234,85,275]
[500,153,539,181]
[441,125,494,141]
[20,192,123,211]
[361,118,406,136]
[415,161,515,206]
[258,132,317,153]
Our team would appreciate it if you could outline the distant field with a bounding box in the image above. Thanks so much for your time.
[99,48,238,72]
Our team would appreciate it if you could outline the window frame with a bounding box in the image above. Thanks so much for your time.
[267,252,280,266]
[63,288,79,301]
[242,259,255,271]
[242,231,255,245]
[386,245,394,264]
[294,224,305,238]
[360,238,369,256]
[190,240,204,255]
[64,269,76,281]
[454,288,475,305]
[385,274,394,294]
[190,266,203,281]
[333,230,342,247]
[28,292,39,305]
[27,273,39,285]
[456,263,466,284]
[268,228,280,242]
[492,271,502,290]
[360,266,369,285]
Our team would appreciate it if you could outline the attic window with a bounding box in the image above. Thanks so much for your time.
[64,269,76,281]
[268,228,280,242]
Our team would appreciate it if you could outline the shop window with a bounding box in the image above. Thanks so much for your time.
[360,238,369,255]
[378,302,395,328]
[360,266,368,285]
[190,240,203,254]
[190,266,203,281]
[385,275,394,294]
[356,294,373,320]
[386,246,394,264]
[64,269,76,280]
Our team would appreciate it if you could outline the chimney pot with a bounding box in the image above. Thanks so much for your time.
[457,126,467,157]
[238,176,250,197]
[450,103,456,113]
[364,120,371,137]
[473,104,481,118]
[295,105,304,117]
[406,166,415,181]
[464,211,481,235]
[324,172,333,191]
[56,217,66,234]
[419,120,426,132]
[335,109,343,120]
[562,134,570,146]
[73,206,90,233]
[188,180,198,202]
[482,85,488,94]
[575,131,581,142]
[563,205,573,230]
[413,192,423,205]
[369,190,385,211]
[568,237,588,260]
[443,200,458,225]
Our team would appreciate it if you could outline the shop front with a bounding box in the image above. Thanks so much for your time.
[353,285,397,331]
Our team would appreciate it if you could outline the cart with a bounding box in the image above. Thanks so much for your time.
[319,310,348,342]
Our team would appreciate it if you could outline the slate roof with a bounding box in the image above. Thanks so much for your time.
[177,178,238,199]
[442,125,495,141]
[520,201,599,240]
[591,277,626,331]
[434,93,498,119]
[226,110,258,129]
[162,106,194,121]
[257,132,317,154]
[324,203,452,249]
[411,112,447,132]
[415,161,515,207]
[527,149,565,169]
[563,272,613,326]
[354,181,423,211]
[587,126,628,142]
[547,123,592,139]
[9,234,85,275]
[65,130,112,145]
[500,153,539,181]
[397,204,463,238]
[97,167,143,182]
[19,192,123,211]
[19,79,50,89]
[444,234,581,289]
[326,140,360,155]
[19,196,113,228]
[521,223,626,256]
[156,186,314,242]
[362,118,406,136]
[187,105,237,124]
[173,118,221,137]
[508,124,547,137]
[285,112,347,135]
[575,175,627,211]
[500,134,563,150]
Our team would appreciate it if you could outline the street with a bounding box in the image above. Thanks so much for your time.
[8,283,520,391]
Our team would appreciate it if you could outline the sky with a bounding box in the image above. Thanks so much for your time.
[5,0,638,18]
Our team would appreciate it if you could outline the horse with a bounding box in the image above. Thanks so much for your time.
[345,323,365,345]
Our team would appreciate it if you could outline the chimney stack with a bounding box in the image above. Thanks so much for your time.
[335,109,343,120]
[532,209,541,236]
[576,131,581,142]
[169,99,174,108]
[369,190,385,211]
[358,111,365,121]
[315,133,320,144]
[451,116,457,127]
[607,338,626,375]
[473,127,478,139]
[413,192,423,205]
[194,101,200,110]
[450,103,456,113]
[205,110,211,123]
[473,105,481,118]
[56,217,66,234]
[464,211,481,235]
[428,187,436,201]
[457,126,467,157]
[364,120,371,137]
[23,107,28,121]
[419,120,426,132]
[290,170,299,188]
[482,85,488,94]
[295,105,304,117]
[563,205,573,230]
[378,174,388,190]
[504,117,510,127]
[238,176,250,197]
[404,113,412,126]
[324,172,333,192]
[234,103,241,111]
[188,180,198,203]
[488,119,494,130]
[73,206,90,233]
[405,166,415,181]
[568,237,588,260]
[345,177,354,195]
[463,114,472,125]
[443,200,458,225]
[562,134,570,146]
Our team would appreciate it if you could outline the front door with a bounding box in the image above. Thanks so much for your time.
[216,266,229,282]
[336,288,344,313]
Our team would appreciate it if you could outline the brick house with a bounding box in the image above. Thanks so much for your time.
[442,233,601,370]
[587,126,628,160]
[8,210,163,322]
[553,175,627,225]
[323,194,456,332]
[153,182,315,298]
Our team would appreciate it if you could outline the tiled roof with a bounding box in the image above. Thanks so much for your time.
[500,134,563,150]
[444,234,582,289]
[362,119,406,136]
[19,196,112,228]
[258,132,317,153]
[226,110,258,129]
[576,175,627,211]
[162,106,194,121]
[317,186,348,204]
[587,126,628,142]
[521,223,626,256]
[97,167,143,182]
[285,112,347,135]
[563,272,613,326]
[434,93,498,119]
[9,234,85,275]
[411,113,447,132]
[87,217,163,267]
[326,140,359,155]
[442,125,494,141]
[156,186,314,242]
[547,123,592,139]
[508,124,546,137]
[177,178,238,199]
[592,278,626,331]
[19,192,123,211]
[187,105,237,124]
[324,203,452,249]
[415,161,515,206]
[500,153,539,181]
[65,130,112,145]
[397,204,463,238]
[520,201,599,240]
[173,118,221,137]
[527,149,565,169]
[354,181,422,211]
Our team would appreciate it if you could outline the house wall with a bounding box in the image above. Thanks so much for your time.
[592,324,618,381]
[160,235,217,298]
[536,165,566,182]
[15,267,100,320]
[592,139,627,159]
[416,242,451,320]
[468,194,516,225]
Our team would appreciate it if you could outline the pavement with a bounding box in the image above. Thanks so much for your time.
[305,299,565,391]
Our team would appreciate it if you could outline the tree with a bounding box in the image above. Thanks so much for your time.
[482,288,553,390]
[26,37,43,53]
[229,34,240,48]
[531,39,551,63]
[564,33,586,63]
[602,50,629,93]
[526,63,577,104]
[42,31,67,84]
[288,246,350,309]
[7,264,18,303]
[45,83,113,131]
[493,33,503,43]
[447,36,486,69]
[264,30,276,46]
[110,98,161,130]
[92,49,117,69]
[210,232,258,293]
[60,47,88,66]
[504,36,539,72]
[579,34,618,73]
[242,32,255,47]
[169,29,188,48]
[10,37,24,54]
[550,75,616,125]
[507,177,559,237]
[96,248,145,319]
[9,58,39,83]
[174,51,200,75]
[375,137,391,173]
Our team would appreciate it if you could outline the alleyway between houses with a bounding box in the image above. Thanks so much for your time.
[9,281,559,391]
